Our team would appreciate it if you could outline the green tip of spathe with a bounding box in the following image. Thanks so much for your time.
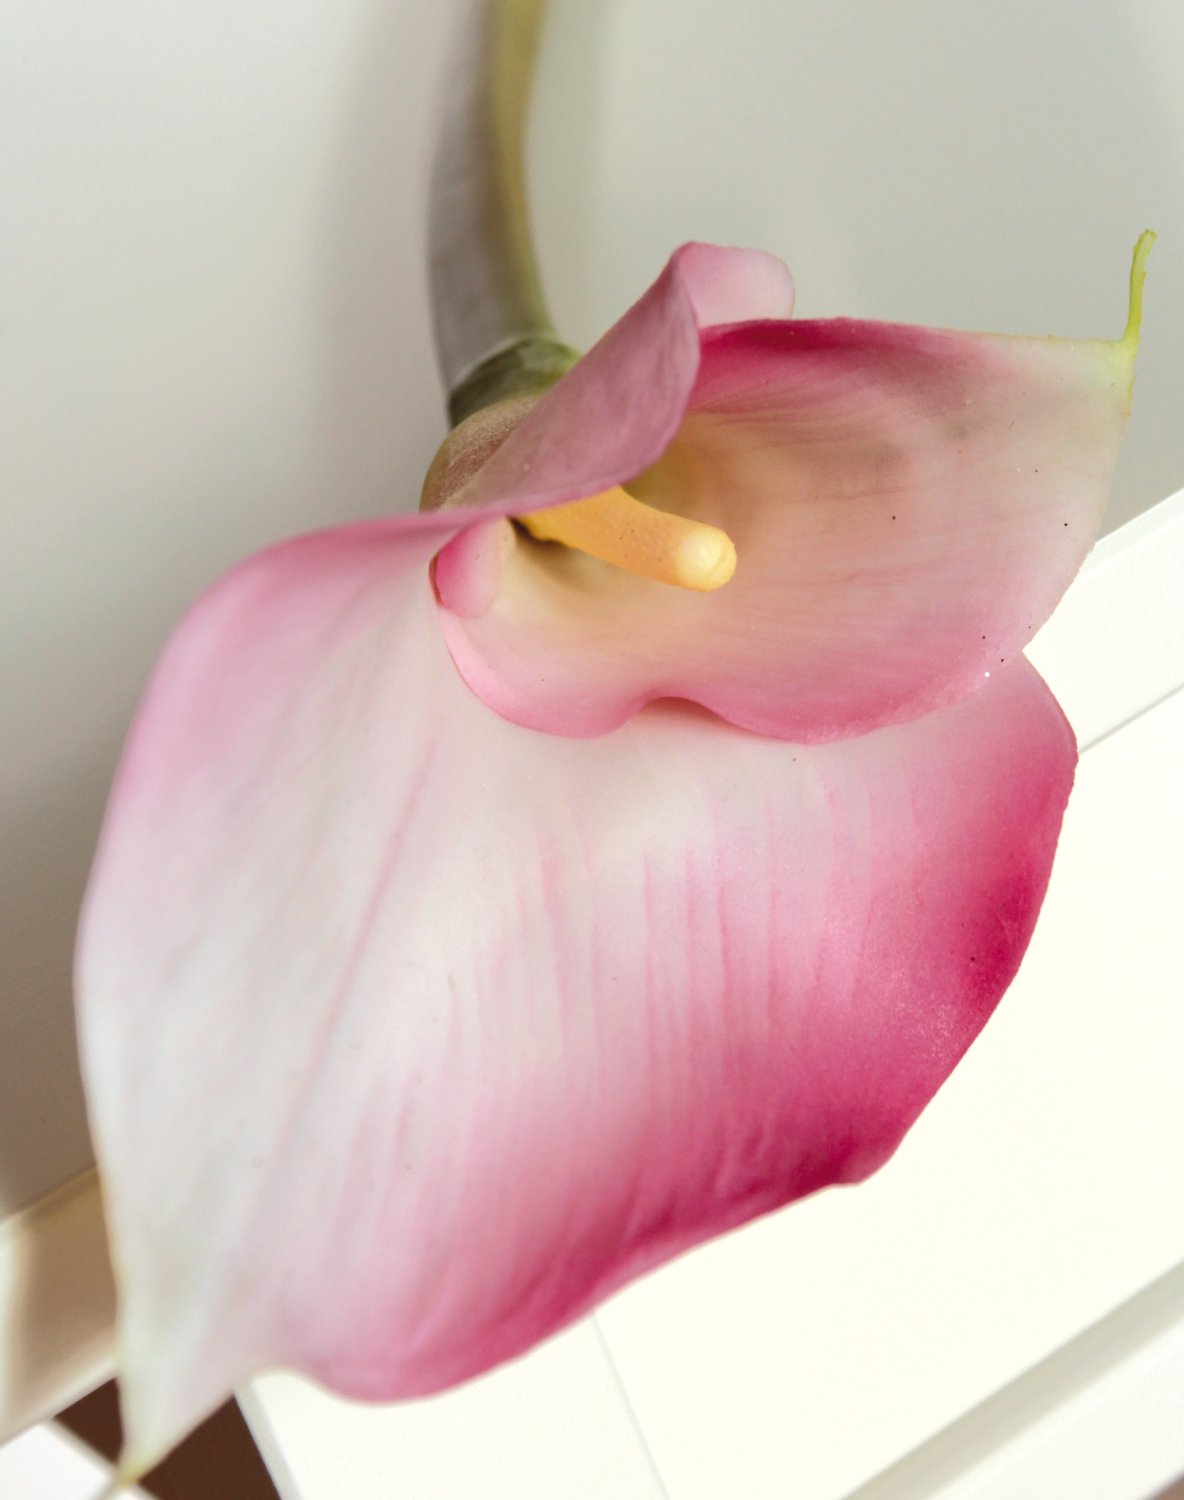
[1122,229,1156,350]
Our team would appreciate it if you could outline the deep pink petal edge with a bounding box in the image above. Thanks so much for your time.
[78,514,1075,1466]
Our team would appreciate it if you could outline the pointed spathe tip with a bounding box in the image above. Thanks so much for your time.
[1122,229,1156,349]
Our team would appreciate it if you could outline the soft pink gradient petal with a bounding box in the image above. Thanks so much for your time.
[77,525,1075,1470]
[433,517,516,617]
[443,308,1134,741]
[429,241,742,614]
[444,242,738,515]
[673,242,795,325]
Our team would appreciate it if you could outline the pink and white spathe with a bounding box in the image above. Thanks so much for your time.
[75,239,1147,1473]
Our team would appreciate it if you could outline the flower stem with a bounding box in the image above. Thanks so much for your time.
[429,0,578,427]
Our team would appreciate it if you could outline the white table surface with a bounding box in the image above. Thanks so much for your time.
[2,0,1183,1488]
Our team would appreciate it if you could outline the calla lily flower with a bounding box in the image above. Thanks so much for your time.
[75,229,1150,1475]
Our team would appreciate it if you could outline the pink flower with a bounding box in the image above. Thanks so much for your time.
[75,238,1148,1473]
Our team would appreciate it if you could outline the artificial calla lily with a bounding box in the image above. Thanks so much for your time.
[76,234,1148,1476]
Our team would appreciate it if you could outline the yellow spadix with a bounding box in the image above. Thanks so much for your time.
[520,487,737,592]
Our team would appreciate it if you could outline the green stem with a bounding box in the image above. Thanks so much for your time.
[428,0,578,427]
